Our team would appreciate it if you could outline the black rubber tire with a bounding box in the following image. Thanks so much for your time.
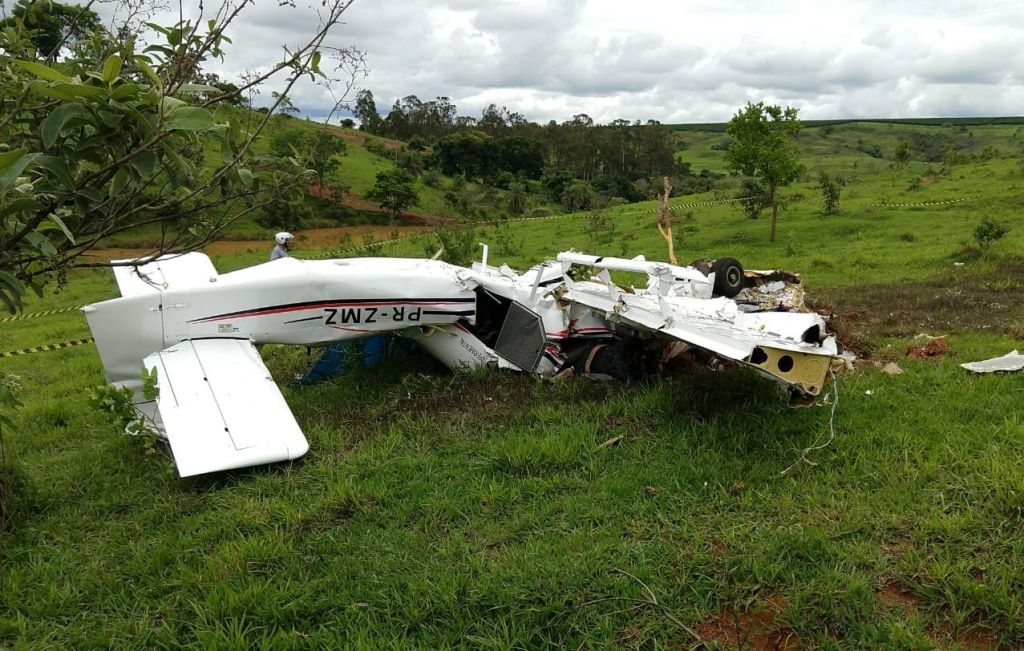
[711,257,744,297]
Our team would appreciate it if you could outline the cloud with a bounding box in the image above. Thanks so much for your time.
[90,0,1024,123]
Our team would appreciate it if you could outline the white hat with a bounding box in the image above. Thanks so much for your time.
[275,232,294,245]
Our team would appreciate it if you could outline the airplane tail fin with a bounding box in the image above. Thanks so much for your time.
[111,252,218,297]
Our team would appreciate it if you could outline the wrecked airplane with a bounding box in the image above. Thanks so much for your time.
[82,248,838,477]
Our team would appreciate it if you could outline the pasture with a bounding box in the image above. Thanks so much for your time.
[1,122,1023,649]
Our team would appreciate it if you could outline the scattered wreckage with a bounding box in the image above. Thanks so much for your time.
[83,249,839,477]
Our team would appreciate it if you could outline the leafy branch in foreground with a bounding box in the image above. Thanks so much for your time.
[0,0,363,311]
[88,365,160,454]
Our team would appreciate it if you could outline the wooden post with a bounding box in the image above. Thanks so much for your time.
[656,176,678,264]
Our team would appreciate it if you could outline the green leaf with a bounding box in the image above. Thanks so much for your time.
[24,232,57,258]
[1,197,40,217]
[109,168,129,200]
[28,80,80,101]
[160,144,189,186]
[111,83,144,100]
[163,106,215,131]
[128,151,157,178]
[101,54,123,84]
[0,270,24,297]
[47,214,76,245]
[237,168,254,189]
[76,187,104,203]
[0,290,16,316]
[40,102,86,149]
[35,155,75,190]
[0,149,28,176]
[160,96,186,116]
[0,151,39,194]
[13,59,71,83]
[97,110,123,127]
[137,59,162,90]
[52,82,105,99]
[177,84,219,94]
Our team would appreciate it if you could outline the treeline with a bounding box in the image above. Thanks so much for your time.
[351,91,706,206]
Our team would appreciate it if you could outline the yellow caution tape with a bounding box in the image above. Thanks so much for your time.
[0,337,94,358]
[0,305,83,323]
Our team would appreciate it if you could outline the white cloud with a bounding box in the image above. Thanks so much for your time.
[88,0,1024,124]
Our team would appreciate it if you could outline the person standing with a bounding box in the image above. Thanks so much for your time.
[271,232,293,260]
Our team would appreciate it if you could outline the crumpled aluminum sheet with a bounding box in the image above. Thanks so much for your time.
[960,350,1024,373]
[736,270,806,312]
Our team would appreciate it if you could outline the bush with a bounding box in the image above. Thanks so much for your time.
[421,169,443,188]
[856,139,883,159]
[817,172,843,214]
[974,217,1009,251]
[365,139,391,158]
[432,221,479,267]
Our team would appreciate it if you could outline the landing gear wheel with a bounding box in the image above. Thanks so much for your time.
[711,257,744,297]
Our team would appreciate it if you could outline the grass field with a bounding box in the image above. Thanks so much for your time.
[2,122,1024,649]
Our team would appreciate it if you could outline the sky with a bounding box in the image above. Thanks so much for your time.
[82,0,1024,124]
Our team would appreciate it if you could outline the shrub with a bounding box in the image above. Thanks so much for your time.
[974,217,1009,251]
[817,172,843,214]
[421,169,443,188]
[365,139,391,158]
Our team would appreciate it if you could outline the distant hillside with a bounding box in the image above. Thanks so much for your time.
[670,116,1024,133]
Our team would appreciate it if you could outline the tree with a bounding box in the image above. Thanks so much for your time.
[893,139,911,168]
[817,172,843,214]
[435,130,497,180]
[0,1,361,312]
[352,89,383,134]
[269,128,347,185]
[724,102,804,242]
[560,180,597,213]
[494,136,544,179]
[736,179,771,220]
[366,169,418,217]
[0,0,101,60]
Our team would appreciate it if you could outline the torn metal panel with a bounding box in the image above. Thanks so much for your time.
[736,270,807,312]
[961,350,1024,373]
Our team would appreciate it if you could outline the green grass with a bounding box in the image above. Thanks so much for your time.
[2,122,1024,648]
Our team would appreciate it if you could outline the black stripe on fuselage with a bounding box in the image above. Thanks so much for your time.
[189,297,475,323]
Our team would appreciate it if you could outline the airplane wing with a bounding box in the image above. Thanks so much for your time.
[143,338,308,477]
[561,283,836,395]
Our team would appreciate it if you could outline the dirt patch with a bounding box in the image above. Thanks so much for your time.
[698,596,799,650]
[877,582,920,613]
[329,128,404,149]
[307,182,449,226]
[810,258,1024,358]
[906,336,948,359]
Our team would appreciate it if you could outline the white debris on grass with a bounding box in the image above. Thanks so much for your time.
[960,350,1024,374]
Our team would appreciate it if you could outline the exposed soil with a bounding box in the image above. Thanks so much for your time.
[329,128,404,149]
[810,258,1024,358]
[307,182,449,225]
[697,596,799,650]
[877,582,920,613]
[906,336,949,359]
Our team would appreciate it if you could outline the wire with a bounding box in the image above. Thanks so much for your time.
[781,367,839,476]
